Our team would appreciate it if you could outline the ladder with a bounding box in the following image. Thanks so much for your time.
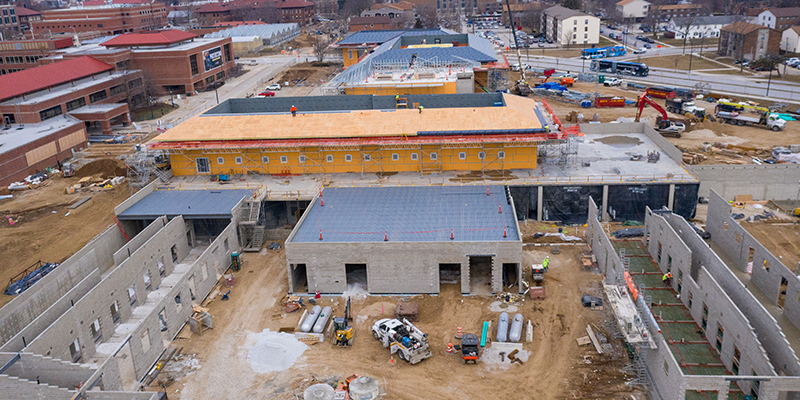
[251,226,265,250]
[153,168,170,183]
[248,201,261,222]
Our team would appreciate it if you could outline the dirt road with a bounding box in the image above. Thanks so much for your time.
[166,244,638,399]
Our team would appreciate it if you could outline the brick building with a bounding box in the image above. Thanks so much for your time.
[194,0,314,26]
[0,56,138,127]
[0,56,143,185]
[0,4,20,36]
[0,37,74,75]
[719,21,781,61]
[651,3,702,22]
[275,0,314,25]
[757,7,800,31]
[13,6,41,32]
[57,30,235,95]
[348,16,403,31]
[31,3,168,37]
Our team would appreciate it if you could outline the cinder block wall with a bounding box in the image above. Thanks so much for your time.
[83,392,158,400]
[705,191,800,333]
[0,352,96,390]
[644,333,687,400]
[660,203,800,377]
[0,225,126,348]
[690,164,800,200]
[112,217,168,266]
[0,375,73,399]
[286,241,522,294]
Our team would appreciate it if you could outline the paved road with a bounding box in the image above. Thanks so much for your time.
[516,55,800,103]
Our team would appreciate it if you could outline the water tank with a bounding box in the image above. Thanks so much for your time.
[301,305,322,332]
[496,312,509,342]
[313,306,332,333]
[508,313,524,342]
[304,383,335,400]
[349,376,381,400]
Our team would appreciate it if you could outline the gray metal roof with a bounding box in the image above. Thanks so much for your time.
[204,93,506,115]
[291,186,520,243]
[205,23,299,39]
[117,190,251,220]
[371,46,497,64]
[672,15,736,26]
[337,29,448,45]
[543,5,590,19]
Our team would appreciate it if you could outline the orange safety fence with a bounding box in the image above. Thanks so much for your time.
[541,98,563,130]
[624,271,639,301]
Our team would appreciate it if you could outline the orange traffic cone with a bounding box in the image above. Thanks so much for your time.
[455,327,463,340]
[446,343,454,354]
[389,356,395,365]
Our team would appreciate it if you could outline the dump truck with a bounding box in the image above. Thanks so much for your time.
[665,98,707,120]
[372,318,432,364]
[716,111,785,131]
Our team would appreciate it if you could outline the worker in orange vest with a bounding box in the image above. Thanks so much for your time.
[290,105,297,117]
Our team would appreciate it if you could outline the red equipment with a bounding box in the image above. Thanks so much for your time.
[634,93,669,122]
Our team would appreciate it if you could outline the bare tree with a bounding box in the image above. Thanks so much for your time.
[561,0,581,11]
[415,4,438,29]
[313,36,329,62]
[675,13,699,55]
[340,0,374,18]
[563,29,574,49]
[519,9,543,33]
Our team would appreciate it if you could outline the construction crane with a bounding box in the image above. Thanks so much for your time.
[634,93,686,137]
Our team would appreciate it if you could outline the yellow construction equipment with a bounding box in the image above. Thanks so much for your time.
[332,297,354,346]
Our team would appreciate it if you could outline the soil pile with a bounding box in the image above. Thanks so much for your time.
[75,159,127,178]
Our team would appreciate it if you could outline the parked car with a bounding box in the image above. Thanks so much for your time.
[599,28,604,33]
[633,48,647,54]
[538,42,545,47]
[257,91,275,97]
[604,77,622,86]
[644,43,652,49]
[266,83,281,90]
[511,63,530,71]
[636,35,647,41]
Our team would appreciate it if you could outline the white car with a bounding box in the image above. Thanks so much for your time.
[633,48,647,54]
[604,77,622,86]
[266,83,281,90]
[510,63,530,72]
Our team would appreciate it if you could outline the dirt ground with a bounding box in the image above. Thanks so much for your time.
[275,62,341,96]
[741,222,800,274]
[0,159,131,308]
[163,241,640,400]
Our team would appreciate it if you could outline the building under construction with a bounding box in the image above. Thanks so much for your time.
[590,191,800,399]
[330,30,510,95]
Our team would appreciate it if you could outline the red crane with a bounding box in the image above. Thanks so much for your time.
[634,93,686,137]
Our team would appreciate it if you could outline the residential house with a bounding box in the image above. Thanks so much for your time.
[757,7,800,31]
[541,5,600,45]
[718,21,781,61]
[667,15,736,40]
[781,26,800,53]
[616,0,650,22]
[651,4,702,23]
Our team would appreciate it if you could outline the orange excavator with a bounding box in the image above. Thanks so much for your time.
[634,92,686,137]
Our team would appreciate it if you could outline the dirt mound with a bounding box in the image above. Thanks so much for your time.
[75,159,127,178]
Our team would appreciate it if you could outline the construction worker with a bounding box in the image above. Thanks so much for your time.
[662,272,673,285]
[395,93,400,102]
[418,105,424,114]
[290,105,297,117]
[542,256,549,272]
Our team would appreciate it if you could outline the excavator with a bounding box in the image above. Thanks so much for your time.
[332,297,354,346]
[634,92,686,138]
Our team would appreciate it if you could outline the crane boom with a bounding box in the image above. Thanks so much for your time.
[635,92,669,122]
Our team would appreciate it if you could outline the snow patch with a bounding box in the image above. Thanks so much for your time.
[246,330,308,373]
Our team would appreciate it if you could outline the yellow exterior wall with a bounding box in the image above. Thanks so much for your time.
[343,81,458,96]
[343,48,361,67]
[168,144,537,176]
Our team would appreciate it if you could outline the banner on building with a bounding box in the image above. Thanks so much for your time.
[203,47,223,72]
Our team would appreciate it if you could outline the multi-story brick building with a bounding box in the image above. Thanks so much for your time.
[31,3,168,36]
[719,21,781,61]
[275,0,315,25]
[757,7,800,31]
[651,3,702,23]
[13,6,41,32]
[194,0,314,26]
[0,4,20,36]
[56,30,234,95]
[0,37,74,75]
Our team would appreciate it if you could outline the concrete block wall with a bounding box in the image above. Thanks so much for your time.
[661,205,800,377]
[113,180,156,216]
[588,197,622,284]
[0,270,102,353]
[705,191,800,332]
[112,217,168,266]
[644,333,686,400]
[285,241,522,294]
[23,217,190,364]
[0,352,96,390]
[0,375,74,400]
[690,164,800,200]
[0,225,126,348]
[83,392,157,400]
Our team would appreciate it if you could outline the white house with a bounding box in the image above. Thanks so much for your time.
[757,7,800,30]
[616,0,650,22]
[781,26,800,52]
[541,5,600,45]
[667,15,736,40]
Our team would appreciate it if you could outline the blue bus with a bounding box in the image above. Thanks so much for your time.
[581,45,626,59]
[591,60,649,76]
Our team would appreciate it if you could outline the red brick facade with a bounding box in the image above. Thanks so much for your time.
[31,4,168,36]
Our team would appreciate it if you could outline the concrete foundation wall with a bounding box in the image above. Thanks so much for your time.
[0,225,126,348]
[705,191,800,332]
[644,333,686,400]
[112,217,168,266]
[587,197,623,285]
[578,122,685,164]
[83,392,157,400]
[286,241,522,294]
[113,181,155,217]
[690,164,800,200]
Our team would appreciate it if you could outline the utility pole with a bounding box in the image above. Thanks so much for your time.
[504,0,525,81]
[767,63,773,97]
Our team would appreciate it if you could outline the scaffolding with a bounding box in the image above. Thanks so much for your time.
[125,150,170,193]
[238,188,268,252]
[536,134,578,168]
